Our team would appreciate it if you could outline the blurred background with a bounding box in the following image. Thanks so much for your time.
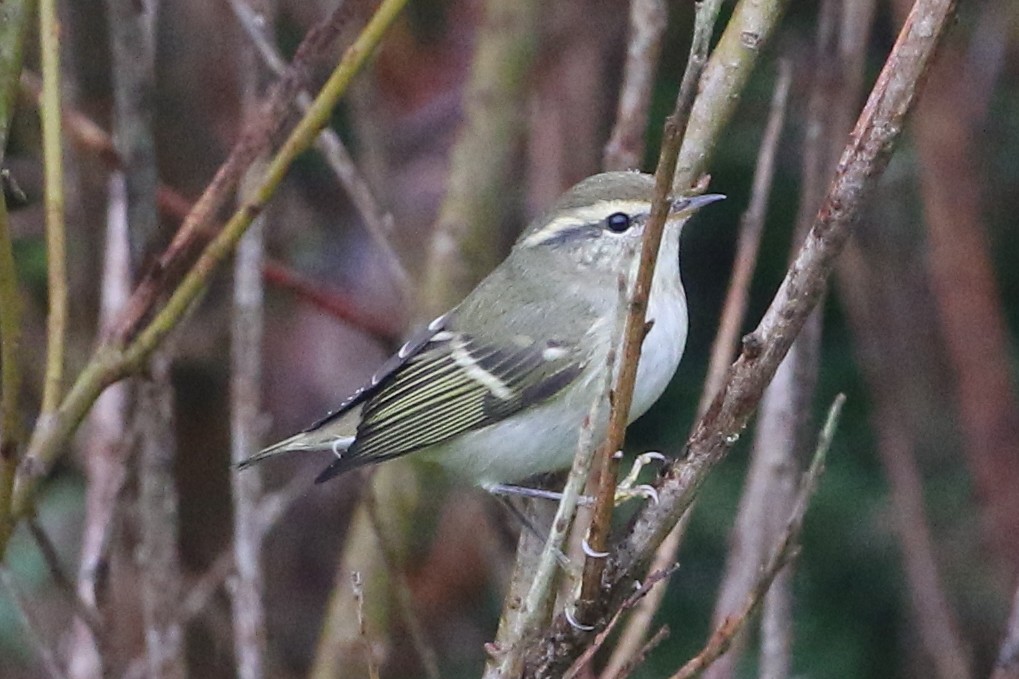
[1,0,1017,677]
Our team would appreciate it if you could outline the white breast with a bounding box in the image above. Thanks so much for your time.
[630,260,688,421]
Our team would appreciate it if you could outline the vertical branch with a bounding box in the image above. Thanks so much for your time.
[673,0,790,192]
[39,0,67,416]
[900,0,1019,573]
[105,0,185,677]
[0,0,35,557]
[229,3,274,677]
[703,56,797,679]
[422,0,541,316]
[68,176,132,679]
[604,55,792,679]
[136,355,185,679]
[579,0,721,619]
[4,0,411,552]
[525,1,960,673]
[603,0,667,172]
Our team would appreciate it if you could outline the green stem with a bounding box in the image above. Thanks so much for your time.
[40,0,67,415]
[0,0,37,558]
[2,0,409,559]
[124,0,408,368]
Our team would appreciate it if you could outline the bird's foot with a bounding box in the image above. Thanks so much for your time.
[613,451,666,506]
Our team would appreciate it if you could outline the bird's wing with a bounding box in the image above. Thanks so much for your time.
[314,328,583,482]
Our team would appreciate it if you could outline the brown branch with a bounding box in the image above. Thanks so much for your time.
[606,55,792,679]
[19,73,403,343]
[666,396,842,679]
[524,1,959,674]
[261,262,401,341]
[603,0,667,172]
[578,0,722,622]
[702,56,796,679]
[26,516,103,638]
[899,0,1019,574]
[110,0,369,346]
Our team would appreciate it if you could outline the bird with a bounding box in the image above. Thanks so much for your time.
[238,171,723,494]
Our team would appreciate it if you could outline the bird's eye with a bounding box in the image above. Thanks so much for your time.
[606,212,632,233]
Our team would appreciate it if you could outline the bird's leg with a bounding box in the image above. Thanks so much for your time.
[485,483,595,505]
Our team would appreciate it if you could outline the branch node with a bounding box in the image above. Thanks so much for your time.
[741,332,764,358]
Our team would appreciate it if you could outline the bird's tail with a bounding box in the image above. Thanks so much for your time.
[235,431,355,471]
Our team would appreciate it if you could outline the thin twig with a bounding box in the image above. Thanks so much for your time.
[26,516,103,636]
[564,566,678,679]
[606,57,792,679]
[4,0,411,558]
[363,484,441,679]
[262,261,401,341]
[579,0,721,621]
[228,0,411,301]
[603,0,667,171]
[525,1,959,673]
[351,571,381,679]
[0,565,69,679]
[18,73,403,341]
[667,395,844,679]
[39,0,67,416]
[673,0,791,192]
[607,625,670,679]
[110,0,368,345]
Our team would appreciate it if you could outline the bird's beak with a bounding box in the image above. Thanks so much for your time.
[671,193,726,214]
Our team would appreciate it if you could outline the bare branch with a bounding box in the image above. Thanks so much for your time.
[4,0,411,557]
[603,0,667,171]
[228,0,411,301]
[524,1,959,673]
[136,354,186,679]
[0,565,68,679]
[579,0,723,622]
[666,396,843,679]
[39,0,68,416]
[26,516,103,637]
[229,3,274,674]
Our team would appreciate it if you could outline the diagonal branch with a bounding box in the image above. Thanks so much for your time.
[1,0,411,560]
[524,1,959,674]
